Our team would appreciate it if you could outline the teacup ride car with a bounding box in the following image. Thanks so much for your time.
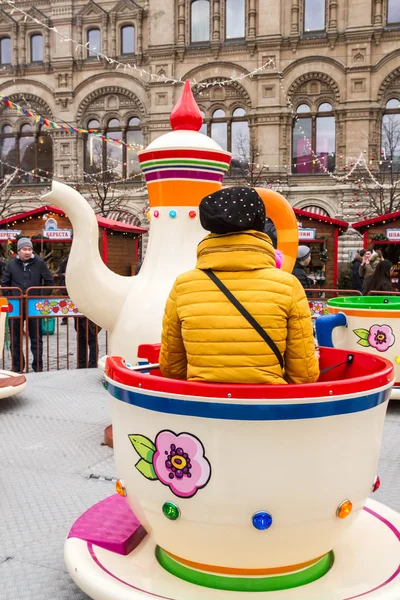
[316,296,400,400]
[0,297,26,398]
[65,344,400,599]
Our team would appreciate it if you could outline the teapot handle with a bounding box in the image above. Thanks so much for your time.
[315,312,347,348]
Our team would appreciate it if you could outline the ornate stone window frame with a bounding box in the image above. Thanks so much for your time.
[0,9,16,68]
[222,0,247,42]
[0,119,53,183]
[385,0,400,26]
[76,1,108,62]
[291,0,337,37]
[289,74,339,175]
[23,8,51,66]
[110,0,143,59]
[188,0,211,45]
[79,86,146,181]
[301,0,327,35]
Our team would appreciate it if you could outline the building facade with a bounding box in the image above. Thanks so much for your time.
[0,0,400,264]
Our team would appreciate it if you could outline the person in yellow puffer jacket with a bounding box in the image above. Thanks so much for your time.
[159,187,319,385]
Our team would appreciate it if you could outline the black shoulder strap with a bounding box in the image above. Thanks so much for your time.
[203,268,284,369]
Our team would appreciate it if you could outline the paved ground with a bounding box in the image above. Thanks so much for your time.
[0,370,399,600]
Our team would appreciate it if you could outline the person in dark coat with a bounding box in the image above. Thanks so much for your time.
[363,260,393,296]
[1,237,54,372]
[292,246,315,293]
[74,317,100,368]
[351,249,366,292]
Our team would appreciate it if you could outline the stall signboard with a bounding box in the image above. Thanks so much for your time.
[386,229,400,241]
[0,229,21,241]
[42,229,72,241]
[299,228,317,240]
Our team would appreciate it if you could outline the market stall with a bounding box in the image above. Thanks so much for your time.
[352,211,400,286]
[293,208,349,288]
[0,205,147,278]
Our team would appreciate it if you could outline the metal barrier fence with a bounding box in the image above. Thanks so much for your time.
[2,285,395,373]
[0,286,108,373]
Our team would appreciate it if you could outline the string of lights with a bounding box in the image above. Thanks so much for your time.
[0,159,147,192]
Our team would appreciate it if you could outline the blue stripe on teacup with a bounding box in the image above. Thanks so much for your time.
[106,383,390,421]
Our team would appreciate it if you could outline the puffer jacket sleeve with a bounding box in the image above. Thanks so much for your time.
[159,281,188,380]
[284,278,320,384]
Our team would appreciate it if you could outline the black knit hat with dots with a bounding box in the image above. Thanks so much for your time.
[199,187,266,234]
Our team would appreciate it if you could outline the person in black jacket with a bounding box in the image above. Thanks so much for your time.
[292,245,315,293]
[351,249,366,292]
[1,238,54,372]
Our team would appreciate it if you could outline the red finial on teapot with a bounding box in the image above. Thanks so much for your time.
[170,80,203,132]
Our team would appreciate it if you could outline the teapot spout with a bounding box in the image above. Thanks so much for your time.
[42,181,132,331]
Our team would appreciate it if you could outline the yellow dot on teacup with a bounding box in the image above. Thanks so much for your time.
[116,479,127,497]
[146,211,151,219]
[336,499,352,519]
[395,356,400,365]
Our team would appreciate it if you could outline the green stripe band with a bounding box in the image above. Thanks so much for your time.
[140,158,230,170]
[156,548,334,592]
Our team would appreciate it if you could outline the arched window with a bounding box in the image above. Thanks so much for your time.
[0,124,16,179]
[37,126,53,176]
[0,38,11,65]
[121,25,135,54]
[199,110,207,135]
[201,107,249,174]
[210,109,228,150]
[19,124,35,179]
[292,102,335,174]
[106,118,123,179]
[30,34,43,62]
[87,29,101,57]
[304,0,326,32]
[226,0,245,39]
[0,122,53,183]
[382,98,400,169]
[191,0,210,43]
[388,0,400,24]
[126,117,144,177]
[84,116,144,180]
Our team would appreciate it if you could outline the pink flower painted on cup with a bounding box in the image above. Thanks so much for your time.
[153,430,211,498]
[367,324,395,352]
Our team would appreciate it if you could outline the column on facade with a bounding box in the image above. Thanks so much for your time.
[102,15,108,57]
[137,12,143,55]
[76,17,83,60]
[291,0,300,34]
[248,0,256,38]
[19,22,26,65]
[111,13,117,56]
[212,0,221,41]
[44,26,50,64]
[373,0,383,25]
[12,23,18,67]
[328,0,338,30]
[177,0,185,45]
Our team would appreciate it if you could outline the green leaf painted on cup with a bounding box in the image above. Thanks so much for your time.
[354,328,369,340]
[135,458,157,480]
[357,339,370,347]
[129,434,156,462]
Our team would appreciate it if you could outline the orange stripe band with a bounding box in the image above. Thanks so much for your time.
[163,550,326,576]
[148,180,222,207]
[328,307,400,319]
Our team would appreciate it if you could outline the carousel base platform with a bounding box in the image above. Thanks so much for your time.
[65,495,400,600]
[0,369,26,399]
